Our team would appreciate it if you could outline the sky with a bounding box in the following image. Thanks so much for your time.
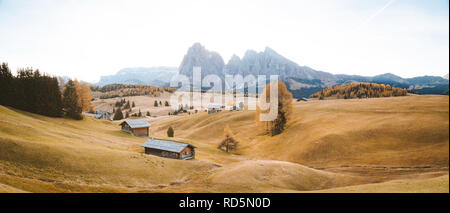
[0,0,448,82]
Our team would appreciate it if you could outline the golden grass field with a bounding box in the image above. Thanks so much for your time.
[0,95,448,192]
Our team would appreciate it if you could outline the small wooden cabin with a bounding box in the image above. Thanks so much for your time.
[141,139,196,160]
[207,105,223,114]
[95,110,111,120]
[228,105,242,111]
[119,119,151,137]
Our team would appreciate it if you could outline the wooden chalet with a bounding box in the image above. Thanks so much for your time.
[141,139,196,160]
[119,119,151,137]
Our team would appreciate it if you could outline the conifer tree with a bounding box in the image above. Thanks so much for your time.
[1,63,63,117]
[167,126,174,137]
[63,79,83,120]
[0,63,13,106]
[113,107,124,120]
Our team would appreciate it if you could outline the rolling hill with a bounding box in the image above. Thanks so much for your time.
[150,95,449,179]
[0,95,448,192]
[0,106,215,192]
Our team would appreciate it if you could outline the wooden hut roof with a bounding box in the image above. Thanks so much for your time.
[120,119,151,128]
[141,139,195,153]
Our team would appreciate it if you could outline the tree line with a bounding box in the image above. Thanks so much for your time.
[0,62,94,120]
[310,82,408,100]
[111,98,151,120]
[90,84,176,99]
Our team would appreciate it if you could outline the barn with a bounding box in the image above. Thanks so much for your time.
[141,138,196,160]
[119,119,150,137]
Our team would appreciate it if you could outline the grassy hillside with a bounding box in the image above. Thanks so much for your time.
[151,96,449,167]
[151,95,449,186]
[0,95,448,192]
[313,175,449,193]
[202,160,367,192]
[0,106,215,192]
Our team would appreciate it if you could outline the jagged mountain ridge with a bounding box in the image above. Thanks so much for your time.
[178,43,448,97]
[178,43,225,82]
[95,43,449,98]
[225,47,337,84]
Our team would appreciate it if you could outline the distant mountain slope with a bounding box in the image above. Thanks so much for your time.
[336,73,449,95]
[310,82,407,99]
[95,67,178,87]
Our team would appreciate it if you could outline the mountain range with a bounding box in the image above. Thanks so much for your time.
[95,43,449,98]
[95,67,178,87]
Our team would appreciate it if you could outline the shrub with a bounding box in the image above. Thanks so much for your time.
[167,126,174,137]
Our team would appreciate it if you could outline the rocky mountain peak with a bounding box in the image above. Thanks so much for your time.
[178,43,225,81]
[264,47,278,55]
[243,50,258,59]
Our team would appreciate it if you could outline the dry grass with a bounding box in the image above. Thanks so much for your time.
[93,94,175,117]
[151,96,449,169]
[0,106,215,192]
[0,95,448,192]
[312,175,449,193]
[203,160,368,192]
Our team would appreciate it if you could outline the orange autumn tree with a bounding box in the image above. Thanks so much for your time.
[81,82,95,113]
[74,80,95,113]
[255,80,293,136]
[218,125,239,152]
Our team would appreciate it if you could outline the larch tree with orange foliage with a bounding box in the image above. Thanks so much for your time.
[218,125,239,152]
[81,82,95,113]
[255,81,293,136]
[74,80,95,113]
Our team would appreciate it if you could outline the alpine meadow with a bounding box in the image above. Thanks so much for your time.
[0,0,448,201]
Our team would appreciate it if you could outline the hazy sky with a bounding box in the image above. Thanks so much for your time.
[0,0,448,82]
